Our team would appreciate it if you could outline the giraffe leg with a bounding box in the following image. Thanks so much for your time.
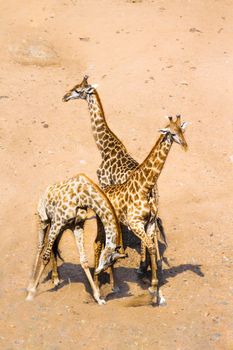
[109,266,120,293]
[154,222,164,283]
[27,222,48,293]
[117,225,124,255]
[26,258,48,301]
[42,221,64,262]
[26,223,63,300]
[137,242,148,275]
[73,225,106,305]
[95,216,120,293]
[43,225,60,286]
[93,216,104,290]
[146,220,166,305]
[51,249,60,286]
[129,220,165,305]
[146,217,164,280]
[93,240,102,291]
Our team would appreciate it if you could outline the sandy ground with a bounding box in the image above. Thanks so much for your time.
[1,0,233,349]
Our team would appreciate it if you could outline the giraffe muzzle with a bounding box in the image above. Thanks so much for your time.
[62,93,71,102]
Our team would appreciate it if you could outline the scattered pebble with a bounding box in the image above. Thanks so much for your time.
[180,81,189,86]
[189,27,202,33]
[211,333,221,341]
[79,37,90,42]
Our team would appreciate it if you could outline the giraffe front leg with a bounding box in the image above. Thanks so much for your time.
[26,260,47,301]
[108,266,120,293]
[74,226,106,305]
[42,223,62,263]
[93,240,102,292]
[129,220,157,288]
[137,241,149,275]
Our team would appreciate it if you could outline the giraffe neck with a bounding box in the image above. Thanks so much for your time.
[79,175,118,249]
[86,92,126,157]
[133,134,173,193]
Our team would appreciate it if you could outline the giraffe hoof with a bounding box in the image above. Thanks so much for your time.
[26,293,35,301]
[158,295,167,306]
[97,298,106,305]
[52,278,60,287]
[148,286,156,295]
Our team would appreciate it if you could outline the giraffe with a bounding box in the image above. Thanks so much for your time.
[26,173,127,304]
[62,76,166,275]
[101,115,188,305]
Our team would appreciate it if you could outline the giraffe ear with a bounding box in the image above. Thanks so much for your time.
[86,86,95,94]
[91,83,98,89]
[181,121,188,132]
[111,251,128,261]
[158,128,170,134]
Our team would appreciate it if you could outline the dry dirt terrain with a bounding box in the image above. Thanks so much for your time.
[1,1,233,349]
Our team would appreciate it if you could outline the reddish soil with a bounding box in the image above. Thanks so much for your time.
[1,1,233,349]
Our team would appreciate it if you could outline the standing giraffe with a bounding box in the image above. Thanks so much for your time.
[26,173,126,304]
[99,115,188,304]
[62,76,166,274]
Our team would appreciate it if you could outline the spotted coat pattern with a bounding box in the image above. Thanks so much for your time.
[26,173,125,304]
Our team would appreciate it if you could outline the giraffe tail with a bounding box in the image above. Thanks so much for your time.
[53,232,65,262]
[157,217,168,247]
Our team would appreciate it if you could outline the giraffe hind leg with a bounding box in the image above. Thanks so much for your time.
[51,231,64,286]
[26,231,50,301]
[26,223,64,300]
[73,224,106,305]
[27,222,48,294]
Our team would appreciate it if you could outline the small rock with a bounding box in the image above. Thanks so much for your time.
[180,81,189,86]
[189,27,202,33]
[211,333,221,341]
[79,37,90,42]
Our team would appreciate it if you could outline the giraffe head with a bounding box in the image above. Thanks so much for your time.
[62,75,98,102]
[94,246,127,275]
[159,115,188,151]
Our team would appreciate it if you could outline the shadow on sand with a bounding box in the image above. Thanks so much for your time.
[42,224,204,304]
[42,260,204,303]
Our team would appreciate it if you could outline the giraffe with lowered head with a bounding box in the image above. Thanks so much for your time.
[26,173,126,304]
